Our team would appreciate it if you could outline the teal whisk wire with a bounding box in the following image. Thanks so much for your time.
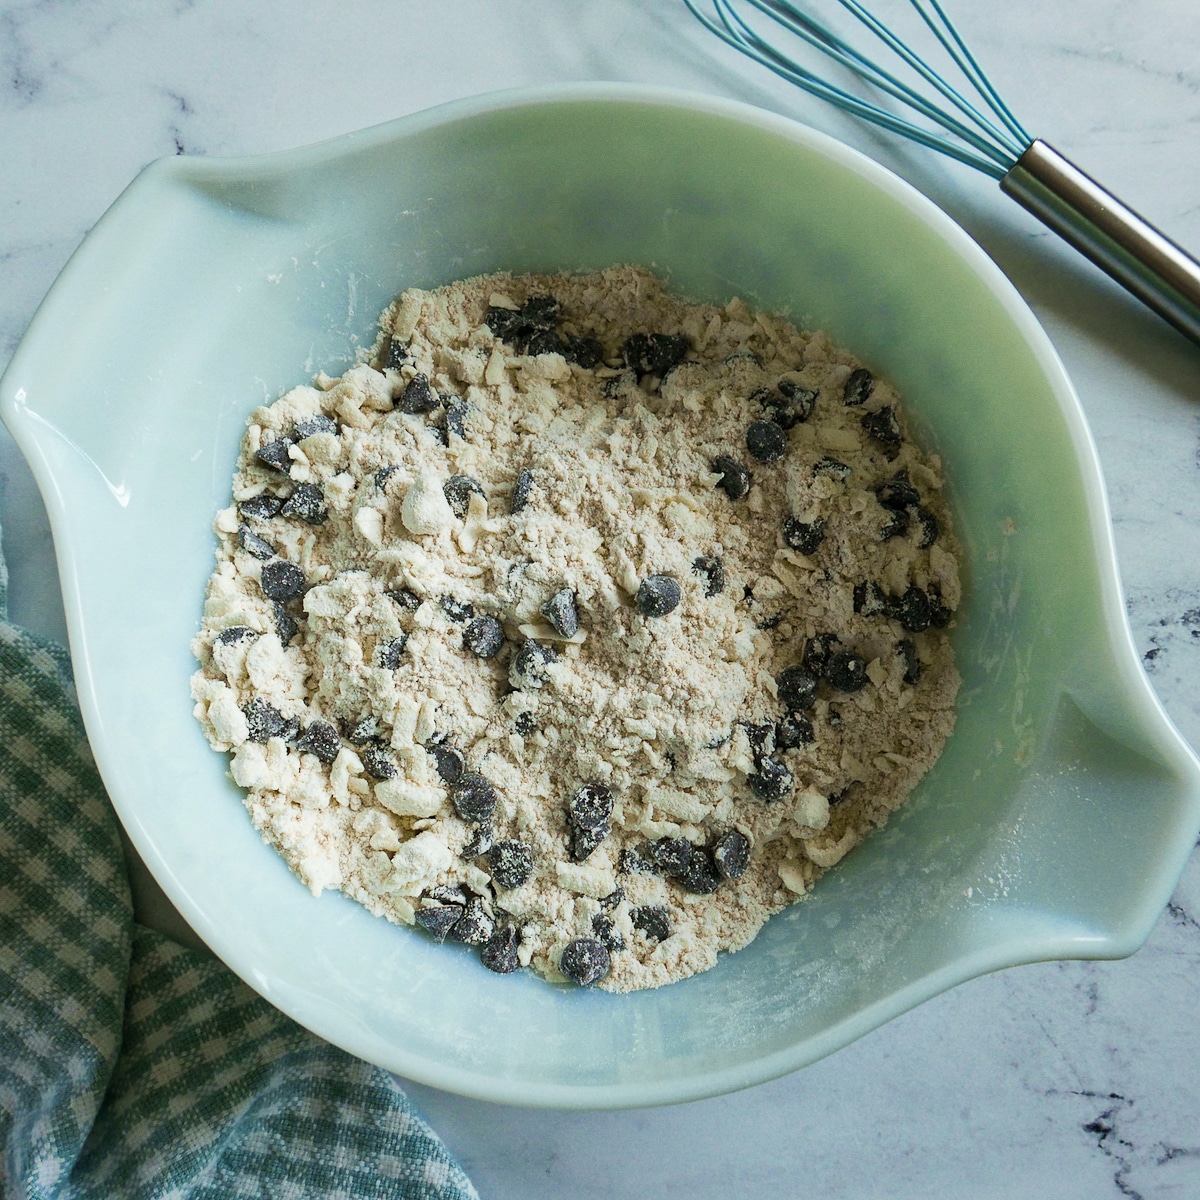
[684,0,1200,349]
[684,0,1031,178]
[912,0,1029,148]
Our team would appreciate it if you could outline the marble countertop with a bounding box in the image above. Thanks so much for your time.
[3,1,1200,1196]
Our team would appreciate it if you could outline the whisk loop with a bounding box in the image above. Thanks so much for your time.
[686,0,1200,347]
[686,0,1029,176]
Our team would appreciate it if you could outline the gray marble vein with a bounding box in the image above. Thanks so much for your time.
[2,0,1200,1196]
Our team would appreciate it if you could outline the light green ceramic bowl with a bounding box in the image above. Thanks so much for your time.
[4,85,1199,1109]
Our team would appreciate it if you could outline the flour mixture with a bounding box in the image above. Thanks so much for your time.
[191,266,961,991]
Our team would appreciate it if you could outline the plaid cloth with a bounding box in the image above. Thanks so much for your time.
[0,522,478,1200]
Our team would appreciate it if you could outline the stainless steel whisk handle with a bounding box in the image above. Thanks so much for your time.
[1001,140,1200,347]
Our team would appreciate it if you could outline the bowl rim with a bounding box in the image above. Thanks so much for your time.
[5,81,1199,1109]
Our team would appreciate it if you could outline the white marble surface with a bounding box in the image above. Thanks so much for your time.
[3,1,1200,1196]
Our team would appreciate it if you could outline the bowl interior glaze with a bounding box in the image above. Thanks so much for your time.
[4,86,1198,1108]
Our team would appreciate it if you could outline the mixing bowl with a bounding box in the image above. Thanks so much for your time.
[3,84,1199,1108]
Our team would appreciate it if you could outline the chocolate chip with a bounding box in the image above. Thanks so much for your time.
[256,436,295,473]
[426,885,468,907]
[572,825,607,862]
[238,525,276,560]
[802,632,839,678]
[928,592,953,628]
[711,455,750,500]
[386,588,421,611]
[680,849,722,894]
[566,335,604,368]
[559,938,610,986]
[644,837,692,878]
[361,744,397,780]
[777,666,818,712]
[430,744,465,784]
[915,507,939,548]
[776,713,814,748]
[601,374,634,401]
[293,414,338,440]
[296,720,340,763]
[281,482,328,525]
[216,625,255,646]
[861,405,901,449]
[636,575,681,617]
[239,494,284,521]
[591,912,624,951]
[741,722,775,754]
[274,602,299,646]
[540,588,579,637]
[525,329,564,356]
[853,581,888,617]
[378,635,408,669]
[480,923,522,973]
[511,640,557,688]
[520,295,561,329]
[415,904,462,944]
[485,305,527,340]
[385,338,408,370]
[712,830,751,880]
[880,508,909,541]
[746,419,787,463]
[569,782,613,861]
[511,468,534,514]
[890,585,932,633]
[347,715,379,744]
[489,840,534,889]
[464,614,505,658]
[898,639,922,685]
[772,379,817,426]
[243,697,288,743]
[400,372,439,414]
[618,846,651,875]
[692,555,725,597]
[814,457,851,481]
[749,756,793,801]
[782,516,825,555]
[375,466,401,492]
[825,651,868,692]
[449,897,495,946]
[876,471,920,510]
[514,711,537,737]
[631,905,671,942]
[843,367,874,406]
[600,887,624,911]
[623,332,689,378]
[440,595,475,622]
[453,772,498,823]
[487,296,561,347]
[570,782,613,830]
[462,822,495,859]
[444,399,469,440]
[260,560,305,601]
[443,474,484,519]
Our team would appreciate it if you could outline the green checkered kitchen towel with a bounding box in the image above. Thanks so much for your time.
[0,523,478,1200]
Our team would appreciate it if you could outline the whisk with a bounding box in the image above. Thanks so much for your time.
[685,0,1200,348]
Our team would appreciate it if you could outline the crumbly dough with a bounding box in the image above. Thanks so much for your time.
[190,266,961,992]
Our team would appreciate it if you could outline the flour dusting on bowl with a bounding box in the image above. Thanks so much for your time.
[190,265,961,991]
